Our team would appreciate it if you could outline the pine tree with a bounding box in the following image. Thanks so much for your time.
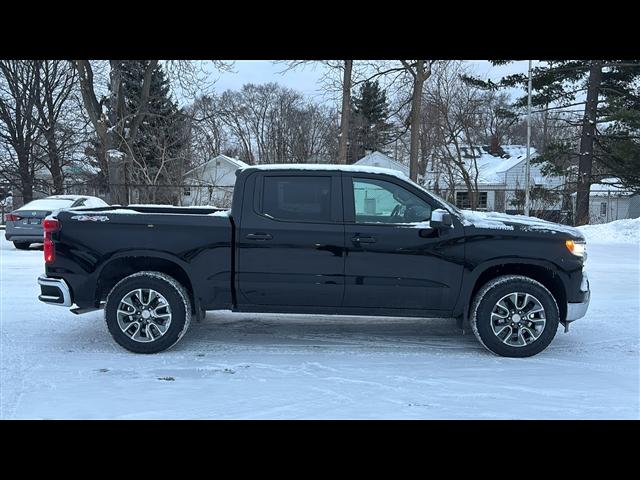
[348,80,394,162]
[116,61,188,202]
[464,60,640,224]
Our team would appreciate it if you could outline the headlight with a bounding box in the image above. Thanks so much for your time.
[566,239,587,260]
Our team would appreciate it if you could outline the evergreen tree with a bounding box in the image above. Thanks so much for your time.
[348,80,394,163]
[464,60,640,224]
[112,61,188,202]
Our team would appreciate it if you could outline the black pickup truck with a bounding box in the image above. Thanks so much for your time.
[37,164,590,357]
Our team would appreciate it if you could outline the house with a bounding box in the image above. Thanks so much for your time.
[354,151,410,177]
[181,154,248,207]
[573,178,640,224]
[423,145,568,220]
[352,151,411,215]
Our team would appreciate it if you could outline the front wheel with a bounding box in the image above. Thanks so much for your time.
[470,275,559,357]
[105,271,192,353]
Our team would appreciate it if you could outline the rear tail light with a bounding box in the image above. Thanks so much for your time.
[4,213,20,222]
[43,218,60,264]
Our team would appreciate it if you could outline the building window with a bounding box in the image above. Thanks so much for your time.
[183,186,191,196]
[456,191,488,209]
[600,202,607,216]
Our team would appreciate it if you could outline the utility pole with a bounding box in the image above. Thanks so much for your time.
[524,60,532,216]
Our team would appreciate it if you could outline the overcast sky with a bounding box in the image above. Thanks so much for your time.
[202,60,533,104]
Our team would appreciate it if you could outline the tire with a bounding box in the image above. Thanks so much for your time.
[470,275,559,358]
[13,242,30,250]
[105,271,192,354]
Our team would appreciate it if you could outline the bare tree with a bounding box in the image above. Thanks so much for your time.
[214,83,337,165]
[33,60,78,194]
[278,60,355,164]
[426,62,485,209]
[477,90,519,153]
[336,60,353,164]
[400,60,437,181]
[0,60,41,205]
[73,60,230,204]
[187,94,228,169]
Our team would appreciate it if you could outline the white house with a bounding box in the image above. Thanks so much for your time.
[354,151,410,177]
[573,178,640,224]
[181,154,248,207]
[423,145,567,217]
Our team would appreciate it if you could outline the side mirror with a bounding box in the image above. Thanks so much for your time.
[430,208,453,229]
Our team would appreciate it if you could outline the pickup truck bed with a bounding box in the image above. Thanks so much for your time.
[46,205,234,314]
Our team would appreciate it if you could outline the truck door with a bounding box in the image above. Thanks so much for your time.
[237,171,345,307]
[342,173,464,313]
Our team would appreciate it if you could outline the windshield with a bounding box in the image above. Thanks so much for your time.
[18,198,76,211]
[426,190,461,215]
[402,177,461,215]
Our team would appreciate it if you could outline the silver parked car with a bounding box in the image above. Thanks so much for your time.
[4,195,109,249]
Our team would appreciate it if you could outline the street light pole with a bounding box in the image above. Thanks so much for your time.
[524,60,533,216]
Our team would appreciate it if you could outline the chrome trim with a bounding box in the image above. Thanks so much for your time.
[37,275,72,307]
[566,290,590,322]
[580,271,589,292]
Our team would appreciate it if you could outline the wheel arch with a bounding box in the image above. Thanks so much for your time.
[96,251,197,313]
[458,259,568,324]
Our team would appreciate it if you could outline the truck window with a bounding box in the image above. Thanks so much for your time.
[353,177,432,224]
[262,176,332,222]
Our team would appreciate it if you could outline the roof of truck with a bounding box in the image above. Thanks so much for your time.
[241,163,410,181]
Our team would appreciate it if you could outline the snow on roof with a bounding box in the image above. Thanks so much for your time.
[471,146,537,183]
[589,178,634,195]
[48,195,90,200]
[355,151,409,176]
[241,163,411,181]
[432,145,539,185]
[569,178,636,197]
[184,154,248,177]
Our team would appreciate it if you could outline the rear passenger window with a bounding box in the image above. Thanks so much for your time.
[262,176,332,222]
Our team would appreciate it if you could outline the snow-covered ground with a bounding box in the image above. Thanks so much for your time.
[578,217,640,244]
[1,221,638,419]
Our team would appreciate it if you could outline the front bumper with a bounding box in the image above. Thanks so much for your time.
[38,275,72,307]
[566,271,590,322]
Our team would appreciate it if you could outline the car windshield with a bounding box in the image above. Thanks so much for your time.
[18,198,76,211]
[401,177,461,215]
[426,190,461,215]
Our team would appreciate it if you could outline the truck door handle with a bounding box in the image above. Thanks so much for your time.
[351,235,376,244]
[246,233,273,241]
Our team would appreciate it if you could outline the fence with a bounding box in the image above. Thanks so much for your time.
[2,181,634,228]
[0,182,236,225]
[432,188,577,225]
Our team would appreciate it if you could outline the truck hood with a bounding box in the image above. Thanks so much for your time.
[457,209,585,240]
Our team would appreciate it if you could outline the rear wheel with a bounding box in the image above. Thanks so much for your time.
[105,271,192,353]
[470,275,559,357]
[13,242,30,250]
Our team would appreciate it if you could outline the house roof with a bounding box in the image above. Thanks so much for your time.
[184,154,248,177]
[463,145,537,183]
[355,151,409,176]
[427,145,541,185]
[587,178,635,196]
